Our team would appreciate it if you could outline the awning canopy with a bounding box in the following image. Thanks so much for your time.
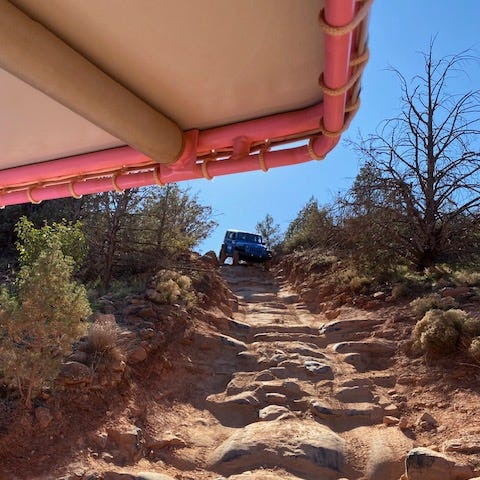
[0,0,372,206]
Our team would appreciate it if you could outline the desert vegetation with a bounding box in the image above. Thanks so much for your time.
[0,185,216,409]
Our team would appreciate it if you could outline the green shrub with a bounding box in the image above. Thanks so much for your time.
[0,241,91,407]
[410,293,457,318]
[413,310,465,355]
[412,308,471,356]
[15,216,86,270]
[147,269,194,306]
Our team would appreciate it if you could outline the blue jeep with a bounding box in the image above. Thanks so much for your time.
[219,230,272,266]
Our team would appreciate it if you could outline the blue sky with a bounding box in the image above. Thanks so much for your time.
[186,0,480,254]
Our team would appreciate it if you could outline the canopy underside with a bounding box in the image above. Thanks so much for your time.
[0,0,372,206]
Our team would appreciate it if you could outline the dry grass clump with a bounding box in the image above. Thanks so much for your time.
[410,293,457,318]
[452,270,480,287]
[147,269,194,305]
[85,317,124,373]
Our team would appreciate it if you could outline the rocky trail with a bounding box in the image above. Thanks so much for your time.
[199,266,412,480]
[3,262,480,480]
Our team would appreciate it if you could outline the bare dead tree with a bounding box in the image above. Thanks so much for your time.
[354,42,480,269]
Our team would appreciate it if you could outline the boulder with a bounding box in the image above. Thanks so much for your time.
[207,418,347,478]
[361,426,412,480]
[201,250,218,268]
[405,447,473,480]
[58,361,91,386]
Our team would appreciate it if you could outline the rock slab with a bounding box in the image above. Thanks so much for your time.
[207,418,346,478]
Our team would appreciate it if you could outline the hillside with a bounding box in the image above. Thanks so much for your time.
[0,253,479,480]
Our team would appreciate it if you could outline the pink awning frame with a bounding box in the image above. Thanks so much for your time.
[0,0,372,207]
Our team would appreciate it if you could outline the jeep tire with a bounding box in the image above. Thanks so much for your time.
[219,246,227,265]
[232,250,240,265]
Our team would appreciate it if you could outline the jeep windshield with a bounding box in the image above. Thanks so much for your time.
[236,232,262,243]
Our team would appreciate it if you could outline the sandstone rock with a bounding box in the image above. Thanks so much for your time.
[89,431,108,449]
[195,332,247,351]
[127,345,148,363]
[258,405,293,421]
[226,471,305,479]
[333,339,395,356]
[361,426,413,480]
[443,437,480,454]
[101,452,115,463]
[335,386,374,403]
[145,432,186,449]
[405,447,473,480]
[254,371,276,382]
[264,392,287,404]
[206,391,260,427]
[417,411,438,429]
[319,318,383,342]
[200,250,218,267]
[309,400,338,419]
[207,418,347,478]
[104,473,175,480]
[304,360,334,378]
[135,473,176,480]
[58,361,91,386]
[383,403,399,416]
[343,353,365,370]
[343,403,383,424]
[383,415,400,426]
[106,425,144,464]
[268,366,288,378]
[103,474,134,480]
[35,406,53,429]
[325,309,340,320]
[398,417,410,429]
